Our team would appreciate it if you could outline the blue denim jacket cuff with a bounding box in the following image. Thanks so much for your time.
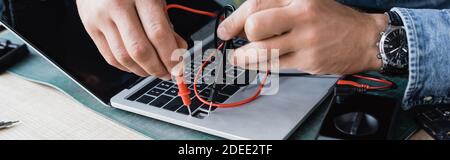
[391,8,419,110]
[392,8,450,109]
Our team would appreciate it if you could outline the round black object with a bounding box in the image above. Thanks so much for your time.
[334,112,379,136]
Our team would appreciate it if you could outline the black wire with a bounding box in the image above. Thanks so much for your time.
[214,5,235,49]
[209,5,236,103]
[269,72,337,78]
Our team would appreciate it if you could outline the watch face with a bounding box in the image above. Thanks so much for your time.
[383,27,408,68]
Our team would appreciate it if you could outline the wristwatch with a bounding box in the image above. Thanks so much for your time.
[377,11,409,74]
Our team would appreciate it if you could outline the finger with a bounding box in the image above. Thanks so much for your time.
[237,31,247,39]
[218,0,290,40]
[231,34,296,66]
[238,52,298,71]
[174,32,188,49]
[135,0,180,72]
[227,31,247,41]
[245,8,294,41]
[102,21,149,77]
[244,51,329,74]
[172,32,188,76]
[87,29,129,72]
[111,4,170,78]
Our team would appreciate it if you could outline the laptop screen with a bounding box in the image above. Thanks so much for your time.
[0,0,222,104]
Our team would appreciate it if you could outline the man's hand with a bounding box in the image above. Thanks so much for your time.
[218,0,387,75]
[77,0,187,79]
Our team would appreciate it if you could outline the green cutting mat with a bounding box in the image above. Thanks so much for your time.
[1,31,417,140]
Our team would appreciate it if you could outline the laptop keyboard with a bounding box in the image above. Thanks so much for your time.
[126,60,250,117]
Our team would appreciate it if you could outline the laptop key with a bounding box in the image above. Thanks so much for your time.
[163,97,183,111]
[201,105,217,111]
[177,107,192,115]
[177,98,204,115]
[147,88,165,97]
[157,81,174,89]
[165,88,179,97]
[191,98,205,110]
[149,95,173,108]
[190,84,208,91]
[189,91,196,98]
[200,89,211,98]
[127,79,162,101]
[136,95,155,104]
[220,85,241,96]
[213,93,229,103]
[198,92,229,103]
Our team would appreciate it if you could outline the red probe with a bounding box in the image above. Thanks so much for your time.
[176,76,191,107]
[167,4,214,112]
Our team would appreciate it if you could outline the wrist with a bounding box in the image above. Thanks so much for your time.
[365,13,388,71]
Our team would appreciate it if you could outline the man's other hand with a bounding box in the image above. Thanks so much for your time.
[218,0,387,75]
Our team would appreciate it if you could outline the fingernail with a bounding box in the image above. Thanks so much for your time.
[161,75,172,81]
[217,26,229,40]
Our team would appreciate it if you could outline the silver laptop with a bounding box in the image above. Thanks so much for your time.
[0,1,338,140]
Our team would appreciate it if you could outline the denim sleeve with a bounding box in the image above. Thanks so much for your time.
[391,8,450,109]
[338,0,450,11]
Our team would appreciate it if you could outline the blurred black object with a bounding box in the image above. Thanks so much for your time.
[415,106,450,140]
[166,0,222,46]
[318,93,400,140]
[0,39,28,73]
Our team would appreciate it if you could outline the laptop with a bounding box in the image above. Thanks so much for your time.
[0,1,338,139]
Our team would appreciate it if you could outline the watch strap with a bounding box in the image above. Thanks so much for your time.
[387,11,404,26]
[381,64,408,75]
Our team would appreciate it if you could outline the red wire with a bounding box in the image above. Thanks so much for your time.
[165,4,217,18]
[337,75,394,90]
[193,43,270,108]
